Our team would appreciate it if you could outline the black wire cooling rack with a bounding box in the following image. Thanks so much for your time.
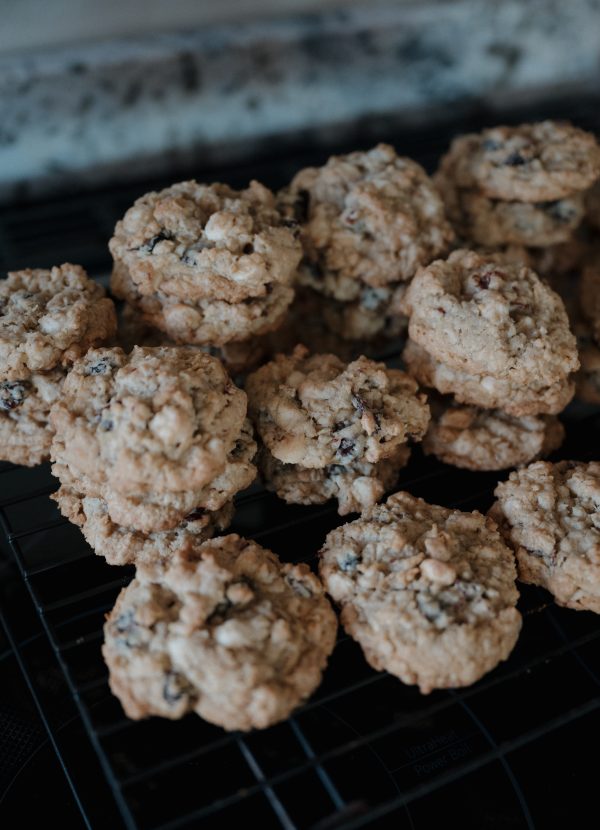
[2,93,600,829]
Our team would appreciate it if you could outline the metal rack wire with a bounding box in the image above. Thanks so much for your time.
[2,94,600,828]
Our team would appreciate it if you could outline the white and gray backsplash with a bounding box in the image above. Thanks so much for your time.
[1,0,600,202]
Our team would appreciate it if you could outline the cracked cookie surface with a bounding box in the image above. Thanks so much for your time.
[0,368,67,466]
[439,121,600,202]
[103,534,337,730]
[246,345,429,468]
[280,143,453,298]
[110,179,301,303]
[320,491,521,693]
[491,461,600,612]
[50,346,248,525]
[423,397,564,471]
[258,444,410,516]
[0,264,117,380]
[402,249,578,387]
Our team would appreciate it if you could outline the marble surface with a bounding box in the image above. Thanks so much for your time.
[1,0,600,202]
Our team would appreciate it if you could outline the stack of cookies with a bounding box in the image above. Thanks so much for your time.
[50,345,257,576]
[0,264,117,467]
[246,345,430,515]
[278,143,454,343]
[402,249,578,470]
[109,179,302,366]
[435,121,600,250]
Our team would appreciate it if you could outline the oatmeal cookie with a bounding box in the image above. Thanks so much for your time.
[52,417,256,532]
[50,345,247,497]
[103,535,338,730]
[0,368,67,466]
[439,121,600,202]
[402,249,578,386]
[54,484,234,577]
[403,339,575,417]
[437,174,585,247]
[320,283,408,342]
[259,443,410,516]
[280,143,453,298]
[491,461,600,612]
[109,180,301,303]
[111,260,293,347]
[320,491,521,693]
[423,397,564,471]
[0,264,116,380]
[246,346,429,468]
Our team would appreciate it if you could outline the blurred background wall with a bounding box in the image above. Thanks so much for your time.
[1,0,599,202]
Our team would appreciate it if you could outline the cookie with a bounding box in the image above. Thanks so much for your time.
[402,249,578,387]
[117,302,270,375]
[423,396,564,471]
[403,338,575,417]
[280,143,454,297]
[319,491,521,693]
[53,483,234,578]
[437,174,585,247]
[320,283,408,342]
[440,121,600,202]
[50,346,250,524]
[103,535,338,730]
[111,260,293,347]
[259,443,410,516]
[0,263,117,380]
[52,413,255,533]
[246,346,430,468]
[0,368,67,466]
[109,179,301,304]
[490,461,600,612]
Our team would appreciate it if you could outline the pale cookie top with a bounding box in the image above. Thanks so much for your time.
[439,121,600,202]
[0,264,117,381]
[246,345,430,468]
[50,346,247,495]
[403,249,578,385]
[423,397,564,472]
[319,491,521,692]
[109,179,302,303]
[279,143,454,295]
[491,461,600,610]
[103,535,338,730]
